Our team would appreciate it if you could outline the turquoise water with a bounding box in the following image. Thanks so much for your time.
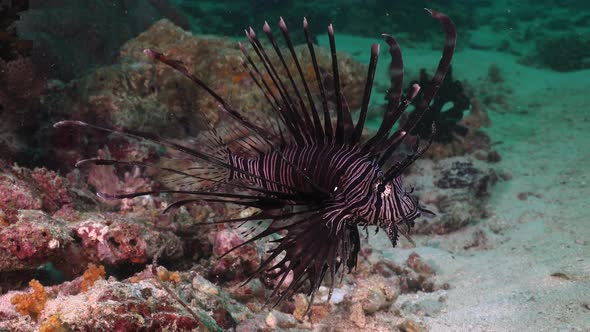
[1,1,589,331]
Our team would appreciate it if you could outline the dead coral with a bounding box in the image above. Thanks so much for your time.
[208,227,261,283]
[73,212,183,266]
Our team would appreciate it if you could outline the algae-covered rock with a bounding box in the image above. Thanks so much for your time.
[407,156,499,235]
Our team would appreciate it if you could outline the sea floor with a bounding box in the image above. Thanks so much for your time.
[1,9,589,331]
[330,36,590,331]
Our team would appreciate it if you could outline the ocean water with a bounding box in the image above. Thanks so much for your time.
[0,1,588,331]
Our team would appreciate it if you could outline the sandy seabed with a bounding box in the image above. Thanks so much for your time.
[329,33,590,331]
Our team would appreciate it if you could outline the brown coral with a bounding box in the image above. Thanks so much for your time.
[156,266,181,284]
[79,264,106,292]
[10,279,48,320]
[39,315,69,332]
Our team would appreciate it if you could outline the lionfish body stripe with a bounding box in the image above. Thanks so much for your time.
[55,9,456,308]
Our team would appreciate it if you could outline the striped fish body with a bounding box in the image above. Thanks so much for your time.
[55,9,456,310]
[228,144,418,230]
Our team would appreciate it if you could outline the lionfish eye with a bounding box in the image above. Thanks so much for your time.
[377,183,386,193]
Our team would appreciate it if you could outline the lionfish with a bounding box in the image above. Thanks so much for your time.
[55,9,455,307]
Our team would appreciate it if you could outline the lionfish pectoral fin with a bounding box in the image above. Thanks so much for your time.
[232,212,360,309]
[398,223,417,248]
[419,205,437,217]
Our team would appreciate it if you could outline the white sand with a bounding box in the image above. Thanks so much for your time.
[318,33,590,331]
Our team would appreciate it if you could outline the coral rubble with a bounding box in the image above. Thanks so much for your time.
[406,157,499,235]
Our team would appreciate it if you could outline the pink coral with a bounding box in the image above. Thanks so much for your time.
[0,170,43,223]
[30,167,73,213]
[0,164,75,223]
[75,218,148,264]
[208,228,260,282]
[0,211,70,272]
[87,148,159,212]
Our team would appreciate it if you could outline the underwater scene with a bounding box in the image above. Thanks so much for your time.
[0,0,589,331]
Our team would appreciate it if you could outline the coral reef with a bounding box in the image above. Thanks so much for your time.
[0,163,75,224]
[45,19,365,171]
[38,315,69,332]
[15,0,188,81]
[0,1,46,164]
[0,152,455,330]
[0,8,505,331]
[0,210,71,273]
[523,33,590,72]
[400,67,499,161]
[79,264,105,292]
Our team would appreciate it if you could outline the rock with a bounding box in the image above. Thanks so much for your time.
[292,293,309,321]
[48,19,366,171]
[349,302,366,328]
[309,302,331,324]
[344,274,398,319]
[229,278,265,302]
[0,210,71,273]
[401,297,443,317]
[407,156,500,234]
[398,319,426,332]
[208,227,260,283]
[192,275,219,296]
[406,252,434,276]
[265,310,297,329]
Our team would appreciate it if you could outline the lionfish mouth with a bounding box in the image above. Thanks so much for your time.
[55,8,456,311]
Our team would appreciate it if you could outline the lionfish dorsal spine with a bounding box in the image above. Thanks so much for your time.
[55,8,457,309]
[278,17,325,142]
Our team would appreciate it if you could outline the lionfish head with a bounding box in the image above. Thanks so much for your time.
[374,175,423,246]
[347,168,423,248]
